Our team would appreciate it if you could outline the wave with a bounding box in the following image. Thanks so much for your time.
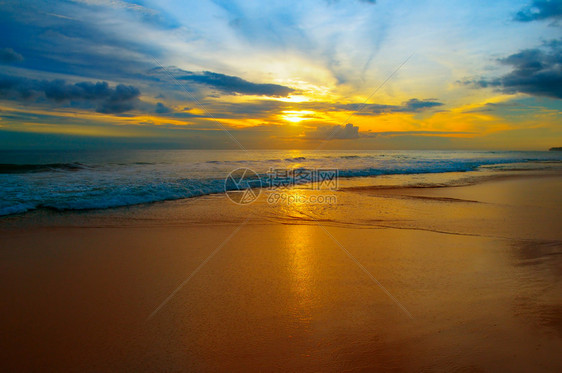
[284,156,306,162]
[0,163,88,174]
[0,178,227,216]
[203,156,310,165]
[200,154,381,165]
[0,157,560,217]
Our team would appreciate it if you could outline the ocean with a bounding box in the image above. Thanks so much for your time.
[1,149,561,216]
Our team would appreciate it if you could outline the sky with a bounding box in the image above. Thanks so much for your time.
[0,0,561,150]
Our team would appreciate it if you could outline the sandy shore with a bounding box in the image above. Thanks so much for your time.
[1,169,561,372]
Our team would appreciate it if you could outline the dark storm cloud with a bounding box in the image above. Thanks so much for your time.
[175,71,295,97]
[462,40,562,99]
[0,75,141,113]
[514,0,562,22]
[0,48,23,64]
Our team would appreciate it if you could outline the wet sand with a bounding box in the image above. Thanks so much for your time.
[1,170,561,372]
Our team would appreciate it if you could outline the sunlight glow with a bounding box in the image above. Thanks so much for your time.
[275,95,311,103]
[281,110,316,124]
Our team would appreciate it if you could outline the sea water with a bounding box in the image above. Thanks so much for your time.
[1,149,561,216]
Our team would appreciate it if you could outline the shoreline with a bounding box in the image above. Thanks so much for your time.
[1,156,561,219]
[1,165,560,228]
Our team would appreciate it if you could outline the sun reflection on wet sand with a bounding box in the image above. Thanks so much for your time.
[286,224,316,323]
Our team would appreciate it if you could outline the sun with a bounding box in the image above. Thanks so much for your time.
[281,110,316,124]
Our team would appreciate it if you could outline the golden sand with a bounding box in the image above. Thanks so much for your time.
[1,170,561,371]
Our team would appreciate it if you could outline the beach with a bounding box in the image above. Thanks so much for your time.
[2,0,562,370]
[1,167,561,372]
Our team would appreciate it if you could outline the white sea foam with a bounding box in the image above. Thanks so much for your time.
[0,150,560,216]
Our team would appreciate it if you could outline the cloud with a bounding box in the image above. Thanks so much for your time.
[303,124,463,141]
[305,123,359,140]
[402,98,444,111]
[462,40,562,99]
[175,70,296,97]
[96,84,140,113]
[514,0,562,23]
[459,78,501,89]
[0,0,173,83]
[339,98,444,114]
[155,102,171,114]
[0,48,23,64]
[0,75,141,113]
[363,130,473,137]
